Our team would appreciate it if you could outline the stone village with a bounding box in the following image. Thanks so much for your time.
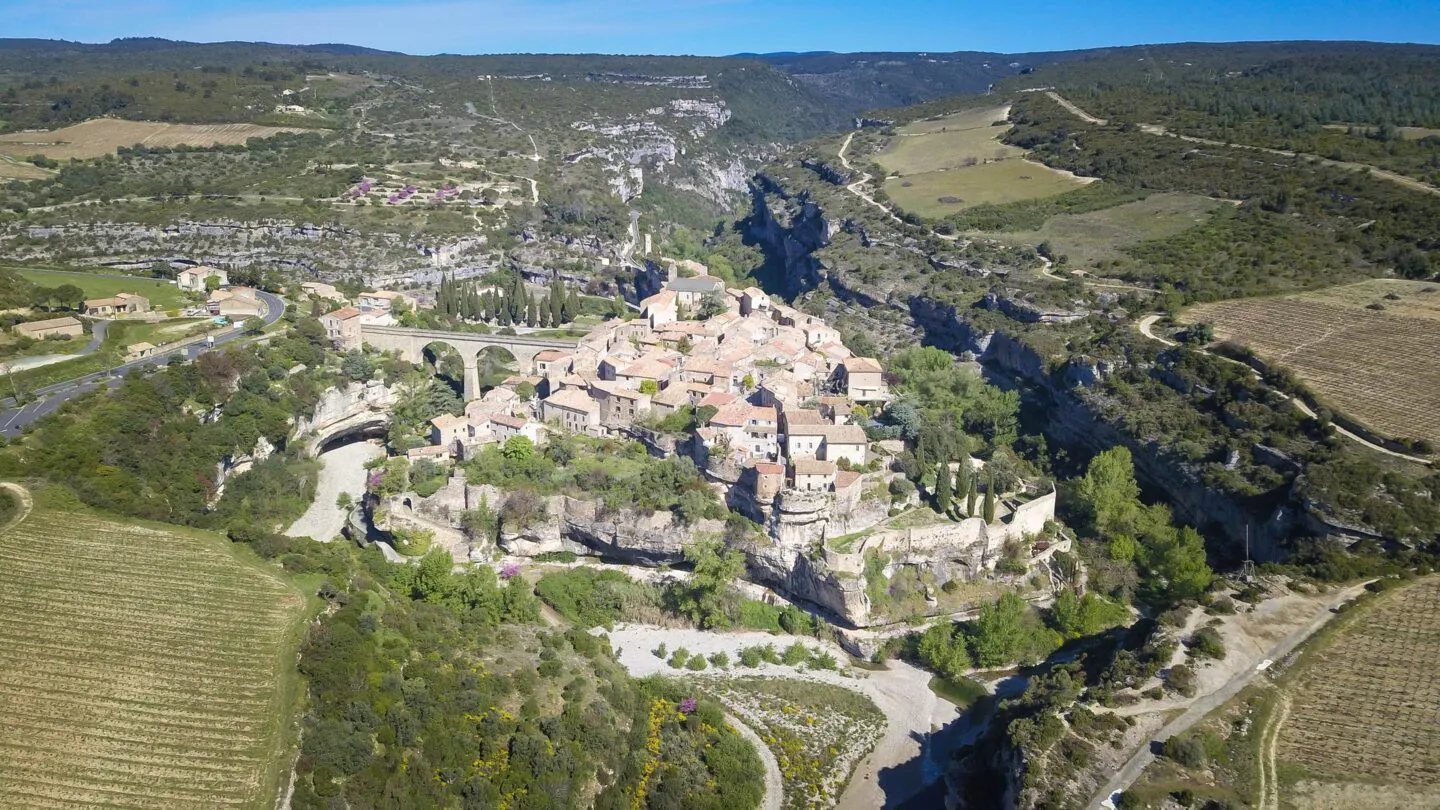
[309,268,1059,629]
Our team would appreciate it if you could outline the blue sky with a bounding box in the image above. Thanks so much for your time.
[5,0,1439,55]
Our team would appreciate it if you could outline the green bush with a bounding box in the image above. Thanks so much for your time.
[535,567,661,627]
[1189,626,1226,660]
[685,655,708,671]
[708,651,729,668]
[668,647,690,669]
[736,599,783,632]
[781,642,813,667]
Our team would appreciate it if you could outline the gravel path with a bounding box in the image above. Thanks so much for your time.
[605,624,961,810]
[286,440,383,540]
[725,711,783,810]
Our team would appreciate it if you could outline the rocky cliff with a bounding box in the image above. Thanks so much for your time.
[744,177,1309,560]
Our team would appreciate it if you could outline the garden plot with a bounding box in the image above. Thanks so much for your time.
[0,499,306,808]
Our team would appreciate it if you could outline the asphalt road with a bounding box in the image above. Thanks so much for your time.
[0,290,285,436]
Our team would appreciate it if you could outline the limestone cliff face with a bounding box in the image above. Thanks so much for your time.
[293,381,398,455]
[4,219,474,281]
[742,182,1317,559]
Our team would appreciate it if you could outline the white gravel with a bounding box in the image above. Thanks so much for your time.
[604,624,961,810]
[286,440,383,540]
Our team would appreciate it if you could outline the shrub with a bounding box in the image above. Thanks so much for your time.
[1162,733,1208,768]
[686,655,708,671]
[1167,664,1198,697]
[781,642,812,667]
[708,651,729,668]
[652,642,668,659]
[738,647,762,667]
[811,651,838,671]
[736,599,783,632]
[1189,627,1227,660]
[668,647,690,669]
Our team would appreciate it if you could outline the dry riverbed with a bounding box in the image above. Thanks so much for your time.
[605,624,977,809]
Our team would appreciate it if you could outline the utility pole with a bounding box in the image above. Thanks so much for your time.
[1241,524,1257,581]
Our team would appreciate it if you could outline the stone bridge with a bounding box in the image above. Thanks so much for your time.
[360,325,579,400]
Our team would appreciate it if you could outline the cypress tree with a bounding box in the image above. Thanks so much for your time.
[967,476,978,517]
[955,457,970,512]
[982,475,996,524]
[935,461,952,514]
[537,295,551,328]
[525,295,537,327]
[550,280,564,324]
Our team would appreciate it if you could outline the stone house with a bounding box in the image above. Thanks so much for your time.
[793,459,837,492]
[839,357,888,403]
[641,290,679,329]
[14,316,83,340]
[590,382,651,427]
[177,266,228,292]
[650,385,691,417]
[542,388,601,434]
[786,423,868,467]
[491,414,545,445]
[126,342,158,361]
[739,287,770,316]
[666,276,726,311]
[208,287,264,319]
[83,293,149,317]
[430,413,468,448]
[752,461,785,501]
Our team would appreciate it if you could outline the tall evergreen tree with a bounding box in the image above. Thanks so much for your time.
[935,461,952,513]
[524,295,537,327]
[967,476,978,517]
[956,457,970,513]
[982,475,996,524]
[549,279,564,325]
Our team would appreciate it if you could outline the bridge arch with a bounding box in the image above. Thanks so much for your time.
[358,325,579,400]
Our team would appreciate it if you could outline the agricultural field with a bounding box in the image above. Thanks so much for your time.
[15,268,192,310]
[706,678,885,810]
[0,119,306,161]
[1184,292,1440,448]
[876,105,1092,216]
[0,487,308,809]
[1289,278,1440,322]
[1002,192,1226,268]
[1276,578,1440,804]
[0,155,51,180]
[1128,578,1440,810]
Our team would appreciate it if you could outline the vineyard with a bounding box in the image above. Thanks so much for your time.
[1279,578,1440,790]
[1185,296,1440,447]
[0,491,307,808]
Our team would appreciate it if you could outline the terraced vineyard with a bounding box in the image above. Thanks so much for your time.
[1185,296,1440,447]
[0,491,307,808]
[1279,578,1440,790]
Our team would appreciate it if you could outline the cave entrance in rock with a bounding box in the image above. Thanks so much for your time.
[313,418,391,457]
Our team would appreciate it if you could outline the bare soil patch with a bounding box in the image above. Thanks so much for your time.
[0,119,307,161]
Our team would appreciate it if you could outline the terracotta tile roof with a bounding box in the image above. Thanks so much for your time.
[845,357,884,373]
[491,414,527,429]
[544,388,599,414]
[835,471,863,490]
[793,459,836,476]
[753,461,785,475]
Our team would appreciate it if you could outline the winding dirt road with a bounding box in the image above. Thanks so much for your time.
[1134,314,1433,466]
[1087,582,1370,809]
